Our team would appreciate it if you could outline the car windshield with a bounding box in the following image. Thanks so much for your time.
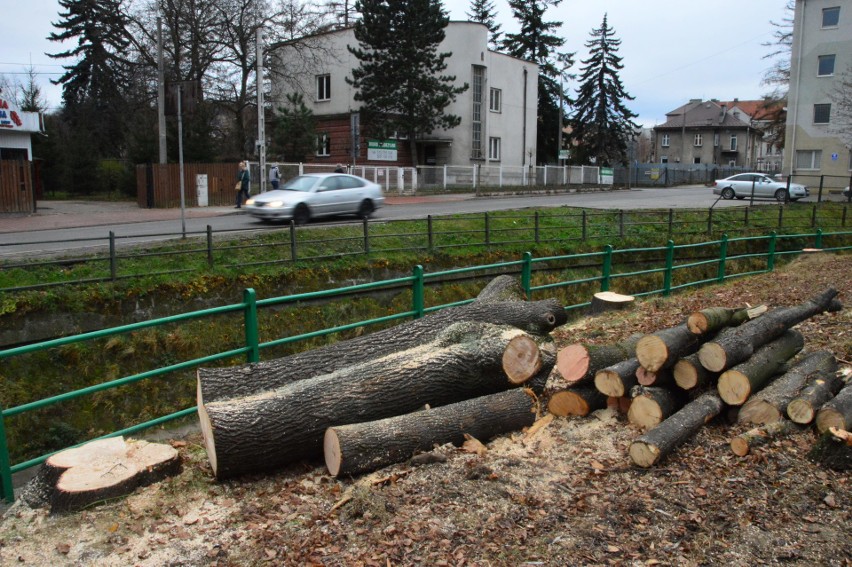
[280,176,319,192]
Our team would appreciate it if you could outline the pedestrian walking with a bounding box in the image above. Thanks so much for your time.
[269,163,281,190]
[235,161,250,208]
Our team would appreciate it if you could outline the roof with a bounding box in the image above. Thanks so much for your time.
[654,99,752,131]
[720,99,784,122]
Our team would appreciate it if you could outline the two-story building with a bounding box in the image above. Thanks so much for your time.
[721,99,785,172]
[268,21,539,168]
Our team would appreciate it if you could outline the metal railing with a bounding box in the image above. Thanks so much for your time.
[0,229,849,502]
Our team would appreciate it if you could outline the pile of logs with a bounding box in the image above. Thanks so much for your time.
[547,287,850,470]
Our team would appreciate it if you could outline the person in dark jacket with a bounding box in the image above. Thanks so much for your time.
[235,161,250,208]
[334,163,346,173]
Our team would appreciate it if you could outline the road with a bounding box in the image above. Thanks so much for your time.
[0,185,839,258]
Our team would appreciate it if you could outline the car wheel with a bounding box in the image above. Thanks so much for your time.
[293,204,310,225]
[357,200,374,219]
[774,189,788,202]
[721,187,735,200]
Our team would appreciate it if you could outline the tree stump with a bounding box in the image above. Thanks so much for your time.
[807,427,852,470]
[716,330,804,406]
[589,291,635,315]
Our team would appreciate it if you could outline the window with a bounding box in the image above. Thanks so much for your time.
[694,133,703,147]
[316,133,330,156]
[818,54,836,76]
[822,7,840,27]
[730,135,738,151]
[660,156,668,164]
[488,137,501,160]
[661,134,670,147]
[714,133,719,147]
[471,66,485,159]
[796,150,822,170]
[489,88,502,112]
[693,157,701,164]
[316,74,331,101]
[814,103,831,124]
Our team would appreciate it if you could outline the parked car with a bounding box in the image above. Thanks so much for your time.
[244,173,385,223]
[713,173,809,202]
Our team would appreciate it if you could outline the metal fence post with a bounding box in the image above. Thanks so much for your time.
[619,210,625,238]
[667,209,674,239]
[663,240,675,296]
[363,217,370,255]
[717,234,728,282]
[815,228,823,249]
[243,288,259,363]
[521,251,532,300]
[534,211,540,244]
[744,207,749,228]
[707,207,713,236]
[767,231,777,271]
[484,212,490,246]
[778,206,784,229]
[289,220,297,261]
[601,245,613,291]
[582,210,587,240]
[206,225,214,268]
[412,265,424,319]
[109,231,117,280]
[811,205,817,228]
[427,215,434,252]
[818,175,824,202]
[0,409,13,503]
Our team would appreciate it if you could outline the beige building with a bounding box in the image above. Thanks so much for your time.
[784,0,852,188]
[269,22,539,168]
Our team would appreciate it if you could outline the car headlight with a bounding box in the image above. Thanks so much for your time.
[267,200,285,208]
[245,198,255,205]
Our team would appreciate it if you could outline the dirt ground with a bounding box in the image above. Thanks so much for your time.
[1,253,850,567]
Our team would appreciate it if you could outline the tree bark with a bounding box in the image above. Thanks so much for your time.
[627,386,686,430]
[547,387,607,417]
[594,358,640,398]
[807,427,852,471]
[673,353,717,391]
[555,334,642,387]
[636,366,674,387]
[198,323,542,479]
[628,390,725,468]
[526,342,557,396]
[697,288,840,372]
[738,351,837,425]
[716,330,805,406]
[636,323,701,373]
[787,370,847,425]
[687,305,763,335]
[815,382,852,434]
[198,276,567,403]
[324,388,538,477]
[730,420,801,457]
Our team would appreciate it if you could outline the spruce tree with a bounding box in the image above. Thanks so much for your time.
[466,0,501,49]
[569,14,638,166]
[348,0,468,166]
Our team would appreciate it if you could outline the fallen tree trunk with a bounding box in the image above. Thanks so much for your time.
[730,420,801,457]
[807,427,852,471]
[815,382,852,434]
[627,386,686,430]
[687,305,764,335]
[787,370,847,425]
[628,390,725,468]
[594,358,641,398]
[555,334,642,388]
[716,330,804,406]
[198,276,567,403]
[198,323,543,479]
[697,288,840,372]
[673,354,717,391]
[547,387,607,417]
[635,323,701,373]
[324,388,538,477]
[738,351,837,425]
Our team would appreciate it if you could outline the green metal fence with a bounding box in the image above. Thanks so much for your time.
[0,229,849,502]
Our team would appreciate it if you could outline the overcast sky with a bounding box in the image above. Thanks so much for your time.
[3,0,789,127]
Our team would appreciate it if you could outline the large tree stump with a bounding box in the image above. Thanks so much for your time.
[738,351,837,425]
[198,322,544,479]
[324,388,538,477]
[628,390,725,468]
[716,330,805,406]
[547,387,607,417]
[589,291,635,314]
[198,275,567,403]
[815,382,852,434]
[555,334,642,388]
[686,305,765,335]
[635,323,702,373]
[698,288,840,372]
[627,386,686,430]
[594,358,641,398]
[787,370,847,424]
[673,353,717,391]
[20,437,180,514]
[730,420,801,457]
[807,427,852,470]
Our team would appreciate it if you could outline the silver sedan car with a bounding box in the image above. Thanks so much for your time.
[713,173,808,202]
[244,173,385,223]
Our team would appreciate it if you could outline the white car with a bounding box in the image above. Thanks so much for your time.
[713,173,809,202]
[244,173,385,223]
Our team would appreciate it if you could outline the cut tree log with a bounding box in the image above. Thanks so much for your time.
[628,390,725,468]
[594,358,641,398]
[787,369,847,424]
[198,275,567,403]
[607,396,632,414]
[686,305,765,335]
[324,388,538,477]
[635,323,701,373]
[198,322,544,479]
[807,427,852,471]
[636,366,674,387]
[524,342,557,396]
[547,387,607,417]
[697,288,840,372]
[589,291,635,314]
[716,329,805,406]
[503,335,543,384]
[20,437,180,514]
[730,420,801,456]
[737,351,837,425]
[673,353,717,391]
[627,386,686,430]
[555,334,643,388]
[815,382,852,434]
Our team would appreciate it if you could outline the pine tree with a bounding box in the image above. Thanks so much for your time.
[501,0,573,164]
[569,14,638,166]
[466,0,501,49]
[272,93,317,162]
[348,0,468,166]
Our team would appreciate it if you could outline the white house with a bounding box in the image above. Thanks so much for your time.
[0,95,44,160]
[269,21,539,168]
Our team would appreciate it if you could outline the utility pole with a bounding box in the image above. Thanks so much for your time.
[256,27,266,194]
[157,17,167,164]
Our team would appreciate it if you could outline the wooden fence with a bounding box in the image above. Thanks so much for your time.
[136,163,240,208]
[0,160,34,214]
